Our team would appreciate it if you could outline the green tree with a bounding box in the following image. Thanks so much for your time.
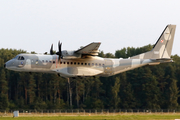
[28,74,36,105]
[168,78,179,109]
[98,51,105,57]
[115,48,126,58]
[75,78,84,108]
[142,75,160,109]
[111,77,120,109]
[0,94,9,109]
[121,83,136,109]
[105,53,115,58]
[165,65,179,109]
[0,69,8,94]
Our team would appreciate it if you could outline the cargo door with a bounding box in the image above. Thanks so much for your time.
[104,60,113,74]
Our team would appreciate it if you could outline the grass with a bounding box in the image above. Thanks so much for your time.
[0,114,180,120]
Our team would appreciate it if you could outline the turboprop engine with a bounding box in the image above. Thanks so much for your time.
[50,41,100,59]
[50,41,81,59]
[61,50,81,59]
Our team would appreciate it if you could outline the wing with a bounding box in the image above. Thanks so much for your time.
[75,42,101,56]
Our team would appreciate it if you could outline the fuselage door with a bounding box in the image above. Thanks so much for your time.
[104,60,113,74]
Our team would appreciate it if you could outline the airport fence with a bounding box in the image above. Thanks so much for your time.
[0,109,180,117]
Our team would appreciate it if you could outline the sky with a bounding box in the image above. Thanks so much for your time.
[0,0,180,56]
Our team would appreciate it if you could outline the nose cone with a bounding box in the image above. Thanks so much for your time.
[5,59,15,70]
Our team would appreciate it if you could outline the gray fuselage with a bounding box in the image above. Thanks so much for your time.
[5,53,162,78]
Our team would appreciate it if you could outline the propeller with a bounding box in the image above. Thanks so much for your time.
[56,41,63,61]
[50,41,63,61]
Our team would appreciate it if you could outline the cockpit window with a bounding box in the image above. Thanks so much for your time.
[18,56,25,60]
[13,55,19,59]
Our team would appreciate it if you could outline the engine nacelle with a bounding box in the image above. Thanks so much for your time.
[62,50,81,59]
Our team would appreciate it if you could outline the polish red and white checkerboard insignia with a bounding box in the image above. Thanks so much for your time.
[161,40,164,43]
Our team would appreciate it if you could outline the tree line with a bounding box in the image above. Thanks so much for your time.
[0,44,179,110]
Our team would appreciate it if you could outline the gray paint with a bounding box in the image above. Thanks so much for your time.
[5,25,176,78]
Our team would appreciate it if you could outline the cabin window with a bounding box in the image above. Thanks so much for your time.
[42,60,44,63]
[67,62,69,64]
[88,63,90,66]
[81,63,83,65]
[78,62,80,65]
[71,62,73,65]
[95,63,98,66]
[74,62,76,65]
[46,60,48,63]
[99,63,101,66]
[53,61,55,64]
[85,63,87,65]
[60,62,62,64]
[49,61,51,63]
[92,63,94,66]
[64,62,66,64]
[102,64,104,66]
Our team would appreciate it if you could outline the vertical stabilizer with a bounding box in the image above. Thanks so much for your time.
[151,24,176,59]
[131,25,176,59]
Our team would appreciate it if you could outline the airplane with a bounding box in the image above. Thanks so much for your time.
[4,24,176,78]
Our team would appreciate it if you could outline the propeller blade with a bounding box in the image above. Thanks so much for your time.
[50,44,53,55]
[58,55,61,62]
[58,41,62,56]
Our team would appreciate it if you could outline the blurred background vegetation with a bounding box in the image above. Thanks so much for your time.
[0,44,180,110]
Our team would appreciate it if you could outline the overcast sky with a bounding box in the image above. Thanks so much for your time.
[0,0,180,56]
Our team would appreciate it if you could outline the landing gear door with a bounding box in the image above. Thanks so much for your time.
[104,60,113,74]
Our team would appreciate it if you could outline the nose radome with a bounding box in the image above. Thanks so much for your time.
[4,64,6,68]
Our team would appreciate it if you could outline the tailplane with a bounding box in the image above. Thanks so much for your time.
[131,24,176,59]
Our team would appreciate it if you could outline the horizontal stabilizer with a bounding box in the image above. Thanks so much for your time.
[151,58,173,63]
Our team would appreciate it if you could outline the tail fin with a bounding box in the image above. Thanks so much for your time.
[131,24,176,59]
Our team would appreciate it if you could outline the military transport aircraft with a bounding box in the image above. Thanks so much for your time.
[4,25,176,78]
